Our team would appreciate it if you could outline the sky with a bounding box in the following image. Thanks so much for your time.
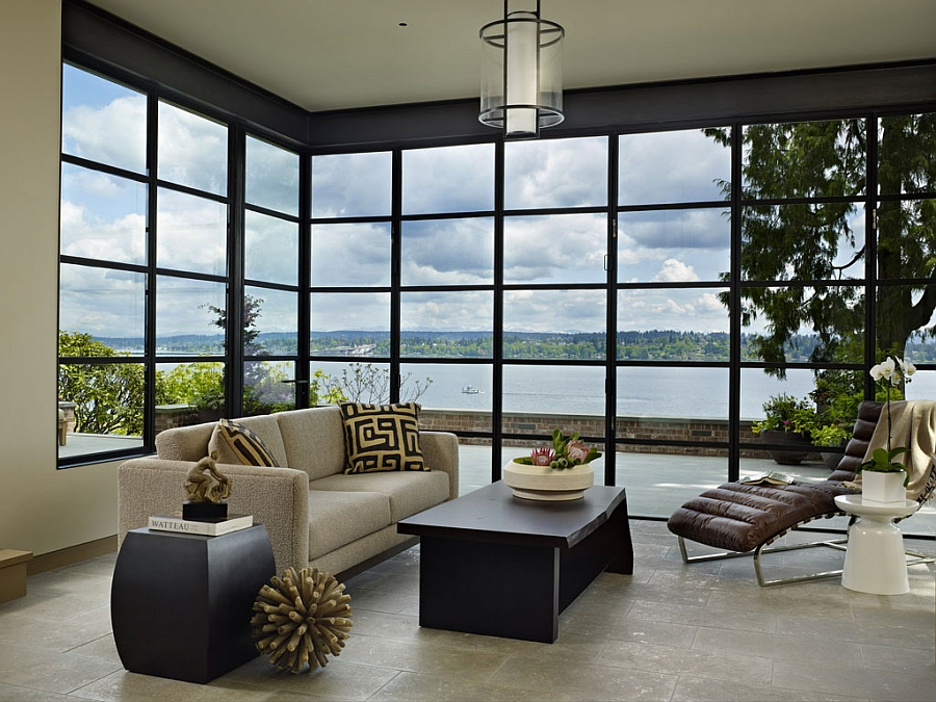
[59,63,866,342]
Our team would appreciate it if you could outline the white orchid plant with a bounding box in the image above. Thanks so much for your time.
[515,429,601,471]
[857,355,915,484]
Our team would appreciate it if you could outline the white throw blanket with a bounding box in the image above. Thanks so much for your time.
[859,399,936,501]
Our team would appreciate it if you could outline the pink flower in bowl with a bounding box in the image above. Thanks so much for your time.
[567,439,589,463]
[530,447,556,466]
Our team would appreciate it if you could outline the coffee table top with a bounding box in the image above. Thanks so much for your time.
[398,481,627,549]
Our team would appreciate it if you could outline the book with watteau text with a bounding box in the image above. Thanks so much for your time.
[739,470,793,486]
[148,513,253,536]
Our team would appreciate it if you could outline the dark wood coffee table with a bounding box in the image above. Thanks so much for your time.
[397,480,632,643]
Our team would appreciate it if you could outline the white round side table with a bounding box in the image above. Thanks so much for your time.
[834,494,920,595]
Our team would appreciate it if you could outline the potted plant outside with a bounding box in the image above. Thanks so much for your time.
[752,394,817,465]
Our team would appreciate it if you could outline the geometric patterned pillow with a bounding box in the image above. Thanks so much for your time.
[208,418,279,467]
[339,402,426,474]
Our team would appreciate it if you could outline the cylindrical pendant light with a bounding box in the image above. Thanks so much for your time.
[480,0,564,138]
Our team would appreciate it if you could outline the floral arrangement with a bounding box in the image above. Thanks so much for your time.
[858,355,915,484]
[514,429,601,471]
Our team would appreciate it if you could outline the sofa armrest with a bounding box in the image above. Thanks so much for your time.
[117,458,310,574]
[420,431,459,500]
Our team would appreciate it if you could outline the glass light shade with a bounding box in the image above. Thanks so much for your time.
[480,1,564,138]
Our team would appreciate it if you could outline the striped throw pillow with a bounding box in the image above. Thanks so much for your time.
[209,418,278,467]
[340,402,426,474]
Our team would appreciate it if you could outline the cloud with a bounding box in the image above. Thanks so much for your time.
[313,152,392,217]
[402,218,494,285]
[158,102,228,195]
[619,129,730,205]
[62,95,146,173]
[652,258,699,283]
[505,136,607,208]
[504,213,606,284]
[402,144,494,214]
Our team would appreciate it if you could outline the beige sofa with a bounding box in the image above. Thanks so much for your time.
[117,405,459,577]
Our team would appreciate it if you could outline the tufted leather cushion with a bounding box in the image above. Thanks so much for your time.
[667,401,882,553]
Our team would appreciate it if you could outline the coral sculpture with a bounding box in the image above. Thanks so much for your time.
[251,567,352,673]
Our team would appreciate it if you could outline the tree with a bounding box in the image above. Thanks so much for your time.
[706,114,936,374]
[331,362,432,405]
[58,331,145,435]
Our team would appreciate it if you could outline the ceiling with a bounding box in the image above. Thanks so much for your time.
[85,0,936,113]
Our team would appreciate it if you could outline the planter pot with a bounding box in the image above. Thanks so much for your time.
[760,430,811,466]
[502,460,594,501]
[861,470,907,506]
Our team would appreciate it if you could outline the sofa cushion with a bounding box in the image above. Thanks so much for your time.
[275,406,347,480]
[339,402,426,474]
[208,418,279,467]
[306,490,392,560]
[310,470,450,523]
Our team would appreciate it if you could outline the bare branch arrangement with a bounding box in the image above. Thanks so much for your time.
[251,567,352,673]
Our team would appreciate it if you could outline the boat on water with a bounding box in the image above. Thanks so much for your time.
[461,385,480,394]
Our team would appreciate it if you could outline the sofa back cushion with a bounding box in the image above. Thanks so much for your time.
[275,406,347,480]
[155,414,288,467]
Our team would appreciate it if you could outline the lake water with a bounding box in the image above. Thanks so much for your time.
[378,362,936,420]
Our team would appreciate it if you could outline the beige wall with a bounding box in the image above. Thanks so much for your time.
[0,0,120,557]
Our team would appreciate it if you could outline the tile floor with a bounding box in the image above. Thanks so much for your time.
[0,520,934,701]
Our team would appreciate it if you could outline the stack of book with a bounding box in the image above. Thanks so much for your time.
[148,513,253,536]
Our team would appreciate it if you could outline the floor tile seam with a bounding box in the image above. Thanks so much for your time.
[360,669,404,702]
[61,631,115,657]
[60,661,125,698]
[770,627,936,651]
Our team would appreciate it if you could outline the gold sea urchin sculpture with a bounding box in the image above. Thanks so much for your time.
[251,567,352,673]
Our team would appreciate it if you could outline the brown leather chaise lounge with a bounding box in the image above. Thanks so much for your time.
[668,401,935,586]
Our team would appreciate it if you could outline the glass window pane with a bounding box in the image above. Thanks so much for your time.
[312,223,391,287]
[504,214,606,284]
[503,290,606,358]
[403,144,494,214]
[312,151,391,217]
[877,199,935,282]
[619,128,730,205]
[156,276,227,355]
[246,211,298,285]
[401,363,492,429]
[502,364,605,417]
[246,135,299,216]
[157,189,227,276]
[400,330,494,360]
[740,204,865,281]
[742,285,864,364]
[156,361,225,422]
[618,288,730,360]
[61,164,147,265]
[401,291,494,338]
[59,263,145,350]
[618,366,728,421]
[244,287,297,357]
[879,284,936,364]
[402,218,494,286]
[741,119,866,199]
[158,101,227,195]
[617,453,728,519]
[62,64,146,174]
[58,362,146,439]
[505,136,607,209]
[618,209,729,283]
[244,360,295,416]
[878,113,936,195]
[310,292,390,345]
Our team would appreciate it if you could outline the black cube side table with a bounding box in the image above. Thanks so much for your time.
[111,525,275,684]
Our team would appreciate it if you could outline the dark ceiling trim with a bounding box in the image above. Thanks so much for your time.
[62,0,310,147]
[309,60,936,149]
